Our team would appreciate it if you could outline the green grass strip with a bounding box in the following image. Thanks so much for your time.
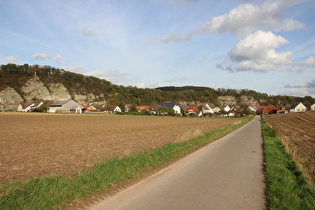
[0,117,253,209]
[261,118,315,210]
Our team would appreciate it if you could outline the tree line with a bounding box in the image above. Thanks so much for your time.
[1,64,314,106]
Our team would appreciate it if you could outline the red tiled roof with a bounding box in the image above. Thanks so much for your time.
[136,106,150,111]
[83,105,97,111]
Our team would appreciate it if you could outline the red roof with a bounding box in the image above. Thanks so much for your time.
[83,105,97,111]
[186,106,198,113]
[256,105,277,114]
[136,106,150,111]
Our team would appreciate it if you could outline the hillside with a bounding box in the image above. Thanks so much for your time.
[0,64,314,111]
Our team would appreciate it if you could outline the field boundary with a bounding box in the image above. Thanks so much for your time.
[261,118,315,209]
[0,117,253,209]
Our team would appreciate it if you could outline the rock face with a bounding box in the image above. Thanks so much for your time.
[0,77,106,110]
[240,95,259,106]
[21,77,52,101]
[0,87,24,111]
[218,96,236,105]
[47,83,71,101]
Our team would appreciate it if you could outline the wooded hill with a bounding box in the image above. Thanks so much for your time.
[1,64,314,107]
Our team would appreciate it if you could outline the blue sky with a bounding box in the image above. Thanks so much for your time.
[1,0,315,97]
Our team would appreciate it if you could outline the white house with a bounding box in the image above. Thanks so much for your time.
[213,106,221,113]
[17,102,35,112]
[202,103,215,114]
[311,103,315,111]
[220,105,231,112]
[102,105,122,113]
[48,99,83,113]
[293,102,307,112]
[160,102,181,114]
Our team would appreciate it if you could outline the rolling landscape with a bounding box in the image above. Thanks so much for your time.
[1,0,315,209]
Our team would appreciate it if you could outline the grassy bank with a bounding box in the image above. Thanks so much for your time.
[0,117,252,209]
[261,118,315,209]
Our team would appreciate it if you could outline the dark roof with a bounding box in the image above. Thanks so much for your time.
[42,100,54,108]
[50,99,71,106]
[180,105,188,111]
[20,102,34,109]
[102,105,119,111]
[160,102,176,109]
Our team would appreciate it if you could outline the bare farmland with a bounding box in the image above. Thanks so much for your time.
[0,113,245,184]
[264,111,315,185]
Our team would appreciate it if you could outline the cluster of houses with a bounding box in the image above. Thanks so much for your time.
[16,99,315,116]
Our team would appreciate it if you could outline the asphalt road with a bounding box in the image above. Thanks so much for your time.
[90,116,266,210]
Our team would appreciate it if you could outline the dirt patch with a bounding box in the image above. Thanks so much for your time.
[264,111,315,185]
[0,113,244,184]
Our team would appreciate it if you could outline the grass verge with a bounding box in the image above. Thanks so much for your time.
[261,118,315,210]
[0,117,253,209]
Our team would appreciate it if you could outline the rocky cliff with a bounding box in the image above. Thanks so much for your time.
[0,76,106,110]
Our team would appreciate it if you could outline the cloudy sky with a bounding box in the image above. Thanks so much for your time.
[1,0,315,97]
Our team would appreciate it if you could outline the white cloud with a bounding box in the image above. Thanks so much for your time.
[301,56,315,66]
[88,70,128,83]
[54,54,63,65]
[283,78,315,97]
[32,53,51,60]
[285,78,315,88]
[218,30,293,72]
[3,56,18,64]
[160,33,192,43]
[280,88,312,97]
[160,0,305,43]
[290,56,315,72]
[198,57,206,62]
[81,27,96,36]
[134,82,159,88]
[65,65,87,74]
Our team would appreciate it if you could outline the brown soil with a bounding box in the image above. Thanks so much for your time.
[0,112,244,184]
[264,111,315,185]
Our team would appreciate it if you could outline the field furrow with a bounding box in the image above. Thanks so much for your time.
[264,111,315,185]
[0,113,245,184]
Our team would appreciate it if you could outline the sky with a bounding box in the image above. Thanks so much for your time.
[1,0,315,97]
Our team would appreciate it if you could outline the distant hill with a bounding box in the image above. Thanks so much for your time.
[0,64,314,111]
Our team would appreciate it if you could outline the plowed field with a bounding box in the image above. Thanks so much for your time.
[264,111,315,184]
[0,113,245,184]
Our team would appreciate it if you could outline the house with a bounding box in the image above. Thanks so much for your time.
[17,102,35,112]
[48,99,83,113]
[255,105,277,115]
[185,106,199,115]
[293,102,307,112]
[311,103,315,111]
[277,104,293,114]
[202,103,215,114]
[148,105,160,115]
[220,105,231,113]
[83,105,97,113]
[213,106,221,113]
[136,106,150,112]
[102,105,121,114]
[249,106,257,112]
[180,105,188,113]
[93,104,104,112]
[43,100,54,110]
[160,102,181,114]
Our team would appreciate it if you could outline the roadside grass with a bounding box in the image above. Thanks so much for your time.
[0,117,253,209]
[261,118,315,210]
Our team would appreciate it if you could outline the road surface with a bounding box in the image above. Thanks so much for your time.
[90,116,266,210]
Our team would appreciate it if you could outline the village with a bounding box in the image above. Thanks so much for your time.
[16,99,315,117]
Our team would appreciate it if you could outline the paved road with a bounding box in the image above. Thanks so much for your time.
[90,116,266,210]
